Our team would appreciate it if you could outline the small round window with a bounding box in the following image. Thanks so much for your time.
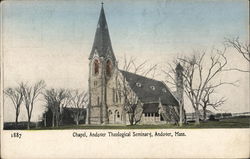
[136,82,142,87]
[150,86,155,90]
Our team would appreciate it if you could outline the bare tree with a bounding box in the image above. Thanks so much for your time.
[59,91,72,125]
[43,89,57,127]
[123,91,143,125]
[164,48,235,125]
[120,54,158,78]
[20,80,46,129]
[4,86,23,127]
[69,90,88,125]
[225,37,250,72]
[200,87,226,121]
[225,37,250,62]
[43,88,69,127]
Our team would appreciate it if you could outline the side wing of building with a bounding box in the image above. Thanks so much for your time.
[120,70,180,124]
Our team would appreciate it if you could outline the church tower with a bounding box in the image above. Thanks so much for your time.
[88,4,116,124]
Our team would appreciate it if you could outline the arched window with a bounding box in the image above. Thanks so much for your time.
[97,96,100,106]
[112,88,115,103]
[116,92,118,103]
[119,91,121,102]
[114,110,120,123]
[106,60,112,76]
[108,110,112,115]
[114,110,120,118]
[93,59,99,75]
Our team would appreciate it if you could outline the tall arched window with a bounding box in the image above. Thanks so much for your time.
[112,88,115,103]
[117,111,120,118]
[93,59,99,75]
[97,96,100,106]
[106,60,112,76]
[108,110,112,115]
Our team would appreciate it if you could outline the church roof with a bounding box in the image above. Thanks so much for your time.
[120,70,179,106]
[89,5,116,61]
[143,103,159,113]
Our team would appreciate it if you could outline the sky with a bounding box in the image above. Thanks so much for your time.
[2,0,249,122]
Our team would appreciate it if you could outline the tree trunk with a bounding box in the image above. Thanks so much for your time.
[194,108,200,125]
[55,106,59,127]
[52,113,55,127]
[184,110,187,124]
[56,113,59,127]
[129,114,134,125]
[44,113,47,127]
[60,115,63,126]
[15,113,19,128]
[27,117,30,129]
[203,106,207,121]
[179,101,183,126]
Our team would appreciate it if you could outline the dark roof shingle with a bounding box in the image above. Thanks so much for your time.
[89,6,116,62]
[120,70,179,106]
[143,103,159,113]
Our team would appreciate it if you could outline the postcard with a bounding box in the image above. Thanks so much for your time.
[1,0,249,158]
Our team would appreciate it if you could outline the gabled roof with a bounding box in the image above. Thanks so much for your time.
[120,70,179,106]
[89,5,116,62]
[143,103,159,113]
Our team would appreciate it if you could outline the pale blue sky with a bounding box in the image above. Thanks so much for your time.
[3,0,248,52]
[2,0,249,121]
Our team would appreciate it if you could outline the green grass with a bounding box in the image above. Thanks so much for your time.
[31,116,250,130]
[183,117,250,128]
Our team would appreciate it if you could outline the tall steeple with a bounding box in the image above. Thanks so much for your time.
[89,3,116,62]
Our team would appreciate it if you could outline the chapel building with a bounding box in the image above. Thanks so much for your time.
[87,5,184,125]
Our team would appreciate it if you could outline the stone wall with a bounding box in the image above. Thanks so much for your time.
[89,56,105,124]
[106,69,127,124]
[140,113,166,124]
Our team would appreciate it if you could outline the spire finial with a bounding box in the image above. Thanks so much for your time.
[101,2,104,7]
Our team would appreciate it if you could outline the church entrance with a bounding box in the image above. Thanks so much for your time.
[108,109,121,124]
[114,110,120,123]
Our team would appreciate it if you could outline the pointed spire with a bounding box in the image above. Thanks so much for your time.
[89,4,116,62]
[98,3,107,28]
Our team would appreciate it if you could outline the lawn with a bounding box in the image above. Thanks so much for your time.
[30,116,250,130]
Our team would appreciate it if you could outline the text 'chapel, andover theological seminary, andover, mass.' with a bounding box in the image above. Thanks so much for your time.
[86,4,185,125]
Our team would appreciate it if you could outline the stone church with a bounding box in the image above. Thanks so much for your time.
[86,5,184,125]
